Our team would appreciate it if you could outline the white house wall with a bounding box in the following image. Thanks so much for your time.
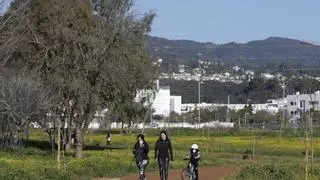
[170,96,182,114]
[286,92,320,123]
[152,86,171,117]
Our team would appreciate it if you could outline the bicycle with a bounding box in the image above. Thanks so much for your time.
[181,158,196,180]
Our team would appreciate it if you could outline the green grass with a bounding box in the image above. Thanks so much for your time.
[1,128,319,179]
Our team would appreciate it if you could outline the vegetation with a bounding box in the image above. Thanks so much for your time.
[0,128,319,179]
[1,1,320,179]
[0,0,157,158]
[227,163,320,180]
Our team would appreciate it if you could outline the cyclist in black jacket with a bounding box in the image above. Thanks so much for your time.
[154,130,173,180]
[185,144,200,180]
[133,134,149,180]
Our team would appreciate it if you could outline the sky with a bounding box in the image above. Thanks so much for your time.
[135,0,320,44]
[0,0,11,15]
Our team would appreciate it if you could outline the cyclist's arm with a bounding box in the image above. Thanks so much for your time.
[185,150,191,159]
[195,150,200,159]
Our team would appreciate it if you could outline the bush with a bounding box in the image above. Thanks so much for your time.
[228,163,320,180]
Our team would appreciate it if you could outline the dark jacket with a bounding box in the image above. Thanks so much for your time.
[154,131,173,161]
[187,148,200,164]
[133,135,149,161]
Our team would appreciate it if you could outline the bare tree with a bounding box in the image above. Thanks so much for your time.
[0,70,56,148]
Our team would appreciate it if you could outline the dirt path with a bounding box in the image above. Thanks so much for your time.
[95,165,239,180]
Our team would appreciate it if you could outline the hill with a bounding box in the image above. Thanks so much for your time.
[146,36,320,70]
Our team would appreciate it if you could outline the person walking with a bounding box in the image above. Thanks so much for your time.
[106,132,111,150]
[133,134,149,180]
[154,130,173,180]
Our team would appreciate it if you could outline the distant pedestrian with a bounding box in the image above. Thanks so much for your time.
[71,132,76,146]
[154,130,173,180]
[133,134,149,180]
[106,132,111,149]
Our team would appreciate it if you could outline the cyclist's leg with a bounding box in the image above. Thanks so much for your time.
[194,162,199,180]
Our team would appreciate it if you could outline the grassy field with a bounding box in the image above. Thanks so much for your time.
[0,128,319,179]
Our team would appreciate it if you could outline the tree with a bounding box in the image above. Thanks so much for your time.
[109,96,149,134]
[253,110,274,124]
[200,109,215,122]
[1,0,156,157]
[0,70,56,148]
[275,109,290,127]
[300,109,320,128]
[169,112,181,123]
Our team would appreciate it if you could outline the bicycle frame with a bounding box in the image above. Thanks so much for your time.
[181,160,196,180]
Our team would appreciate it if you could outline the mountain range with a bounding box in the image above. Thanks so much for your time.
[146,36,320,69]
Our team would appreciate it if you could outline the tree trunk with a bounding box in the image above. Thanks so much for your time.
[66,102,75,151]
[57,119,61,170]
[24,121,30,141]
[65,116,72,151]
[120,119,124,134]
[65,129,71,151]
[74,103,95,158]
[75,123,83,158]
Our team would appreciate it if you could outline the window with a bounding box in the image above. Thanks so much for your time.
[290,102,296,106]
[291,111,294,115]
[300,100,306,112]
[300,100,305,109]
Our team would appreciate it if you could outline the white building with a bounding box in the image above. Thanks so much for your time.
[178,64,185,73]
[286,91,320,123]
[232,66,241,72]
[261,73,275,80]
[152,86,171,117]
[170,96,182,114]
[181,102,279,115]
[135,81,182,117]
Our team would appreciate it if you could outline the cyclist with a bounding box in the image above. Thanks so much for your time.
[185,144,200,180]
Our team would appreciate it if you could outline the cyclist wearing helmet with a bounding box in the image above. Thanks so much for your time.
[185,144,200,180]
[133,134,149,180]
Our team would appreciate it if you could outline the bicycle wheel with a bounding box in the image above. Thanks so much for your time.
[139,174,146,180]
[181,167,191,180]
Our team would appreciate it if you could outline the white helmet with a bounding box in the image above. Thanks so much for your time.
[191,144,198,149]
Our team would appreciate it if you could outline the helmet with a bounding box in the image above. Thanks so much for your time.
[191,144,198,149]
